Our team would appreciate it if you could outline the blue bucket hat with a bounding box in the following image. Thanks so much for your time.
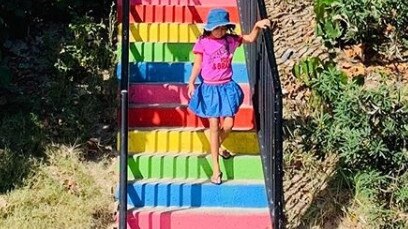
[204,8,236,31]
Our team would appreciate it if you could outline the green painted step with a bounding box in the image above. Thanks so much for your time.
[127,154,264,180]
[117,42,246,63]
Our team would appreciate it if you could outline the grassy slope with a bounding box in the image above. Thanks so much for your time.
[0,145,116,228]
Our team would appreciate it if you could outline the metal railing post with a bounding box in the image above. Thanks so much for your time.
[119,0,130,227]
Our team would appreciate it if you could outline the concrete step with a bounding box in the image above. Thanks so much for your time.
[118,23,242,42]
[116,62,248,83]
[126,154,264,180]
[129,83,252,105]
[127,104,254,129]
[126,207,272,229]
[121,179,267,208]
[118,42,245,63]
[118,5,239,23]
[125,128,259,154]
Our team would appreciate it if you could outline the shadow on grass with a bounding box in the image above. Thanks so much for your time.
[0,110,44,193]
[295,171,353,229]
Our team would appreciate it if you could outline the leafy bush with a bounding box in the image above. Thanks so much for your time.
[0,4,117,191]
[43,14,117,143]
[294,58,408,174]
[314,0,408,57]
[55,15,116,77]
[293,57,408,227]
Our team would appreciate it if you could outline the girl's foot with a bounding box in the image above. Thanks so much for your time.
[211,172,223,185]
[218,148,232,159]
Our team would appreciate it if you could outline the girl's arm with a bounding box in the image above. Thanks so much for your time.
[242,19,271,43]
[187,53,203,98]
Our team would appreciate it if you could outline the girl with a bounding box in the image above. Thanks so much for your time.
[187,8,271,185]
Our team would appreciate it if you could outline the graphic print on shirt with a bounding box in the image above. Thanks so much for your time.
[209,43,233,71]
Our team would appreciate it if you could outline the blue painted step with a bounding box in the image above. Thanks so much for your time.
[116,62,249,83]
[119,179,267,208]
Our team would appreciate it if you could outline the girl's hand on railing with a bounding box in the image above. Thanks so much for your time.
[187,83,195,98]
[255,19,272,30]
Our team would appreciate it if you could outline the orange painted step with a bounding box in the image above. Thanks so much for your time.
[118,5,239,23]
[128,104,254,129]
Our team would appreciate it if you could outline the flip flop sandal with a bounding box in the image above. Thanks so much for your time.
[210,172,223,185]
[219,149,232,159]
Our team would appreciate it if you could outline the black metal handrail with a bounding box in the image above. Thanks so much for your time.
[237,1,284,228]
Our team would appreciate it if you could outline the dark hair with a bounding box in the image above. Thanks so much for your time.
[201,25,236,38]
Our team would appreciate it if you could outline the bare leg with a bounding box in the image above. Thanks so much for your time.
[219,116,234,158]
[208,117,222,184]
[205,117,234,146]
[219,116,234,144]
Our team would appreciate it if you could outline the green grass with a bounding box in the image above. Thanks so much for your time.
[0,145,116,228]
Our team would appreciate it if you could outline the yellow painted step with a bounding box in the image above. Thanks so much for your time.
[125,129,259,154]
[118,23,242,42]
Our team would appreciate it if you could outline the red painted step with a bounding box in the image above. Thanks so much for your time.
[118,0,238,6]
[118,5,239,23]
[129,83,252,106]
[128,104,254,129]
[126,207,272,229]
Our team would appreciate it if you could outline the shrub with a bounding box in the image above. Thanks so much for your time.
[293,57,408,175]
[314,0,408,58]
[293,57,408,227]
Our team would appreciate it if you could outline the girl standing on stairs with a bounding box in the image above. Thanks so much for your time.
[187,8,271,185]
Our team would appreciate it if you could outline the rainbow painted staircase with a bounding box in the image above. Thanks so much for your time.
[116,0,274,228]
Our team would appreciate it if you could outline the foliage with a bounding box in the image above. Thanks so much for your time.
[44,13,117,143]
[297,60,408,174]
[55,15,116,77]
[293,57,408,227]
[292,57,348,109]
[0,0,113,41]
[0,1,117,192]
[314,0,408,58]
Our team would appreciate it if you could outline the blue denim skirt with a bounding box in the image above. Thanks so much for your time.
[188,80,244,118]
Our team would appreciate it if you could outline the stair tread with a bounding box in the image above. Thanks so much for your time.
[129,103,253,108]
[129,206,269,213]
[127,177,265,185]
[128,127,255,131]
[129,152,259,157]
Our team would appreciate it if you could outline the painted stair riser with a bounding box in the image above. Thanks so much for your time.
[117,0,238,6]
[118,23,242,42]
[124,182,267,208]
[129,83,252,105]
[126,209,272,229]
[127,106,254,129]
[118,43,245,63]
[117,62,249,83]
[118,5,239,23]
[127,155,264,180]
[126,130,259,154]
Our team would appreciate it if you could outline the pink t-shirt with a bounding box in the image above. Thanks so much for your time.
[193,35,243,84]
